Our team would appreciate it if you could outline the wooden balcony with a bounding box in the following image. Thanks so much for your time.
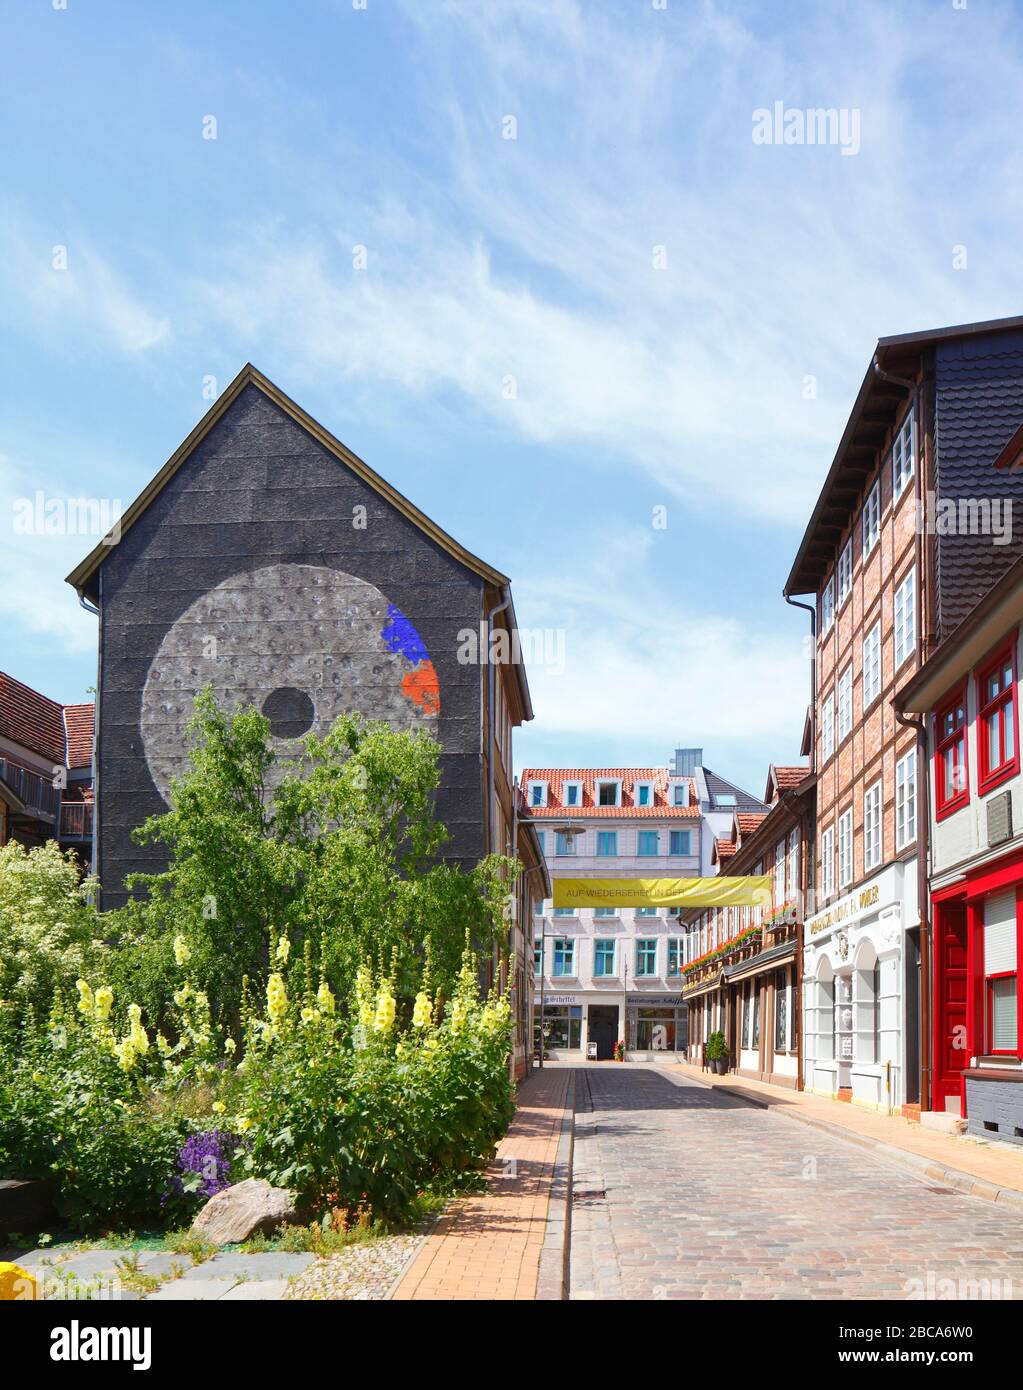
[0,757,58,821]
[59,801,94,840]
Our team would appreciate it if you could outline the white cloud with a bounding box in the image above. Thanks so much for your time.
[0,206,170,354]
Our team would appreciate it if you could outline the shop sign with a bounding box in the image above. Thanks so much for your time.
[806,878,886,939]
[539,994,580,1007]
[626,994,683,1006]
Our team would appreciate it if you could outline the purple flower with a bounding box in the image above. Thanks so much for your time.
[164,1128,246,1205]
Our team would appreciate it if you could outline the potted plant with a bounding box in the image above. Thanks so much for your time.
[613,1039,626,1062]
[706,1031,729,1075]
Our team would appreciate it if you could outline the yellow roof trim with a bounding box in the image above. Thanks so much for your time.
[65,363,512,596]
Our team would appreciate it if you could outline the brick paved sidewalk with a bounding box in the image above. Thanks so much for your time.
[391,1067,573,1301]
[669,1061,1023,1203]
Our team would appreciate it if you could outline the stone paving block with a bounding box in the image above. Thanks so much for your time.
[145,1278,239,1301]
[179,1252,315,1281]
[133,1252,190,1278]
[220,1279,292,1300]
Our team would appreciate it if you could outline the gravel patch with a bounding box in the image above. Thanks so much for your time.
[283,1231,428,1300]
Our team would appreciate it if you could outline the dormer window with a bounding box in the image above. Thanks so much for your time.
[671,781,689,807]
[528,780,548,808]
[634,781,653,807]
[597,780,621,807]
[563,781,582,808]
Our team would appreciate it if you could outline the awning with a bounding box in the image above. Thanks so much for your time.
[552,876,772,909]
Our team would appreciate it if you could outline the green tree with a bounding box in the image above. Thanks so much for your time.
[113,689,515,1026]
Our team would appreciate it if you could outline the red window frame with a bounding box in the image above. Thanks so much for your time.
[976,635,1019,796]
[934,684,969,821]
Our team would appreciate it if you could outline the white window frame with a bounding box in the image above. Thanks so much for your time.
[633,780,654,808]
[821,694,834,762]
[562,780,582,808]
[863,620,882,709]
[596,779,621,808]
[837,538,853,607]
[821,577,835,635]
[774,839,786,903]
[862,479,881,559]
[838,665,853,740]
[864,780,882,871]
[838,808,853,888]
[894,568,916,671]
[821,824,835,900]
[895,749,916,850]
[528,780,548,808]
[671,780,689,806]
[891,411,915,502]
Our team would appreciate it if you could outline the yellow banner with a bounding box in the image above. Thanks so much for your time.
[552,877,773,909]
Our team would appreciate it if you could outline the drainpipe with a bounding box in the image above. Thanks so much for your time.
[783,595,817,1093]
[896,705,931,1114]
[77,587,101,883]
[486,589,513,993]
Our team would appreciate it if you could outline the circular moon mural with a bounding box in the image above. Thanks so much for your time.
[140,563,440,806]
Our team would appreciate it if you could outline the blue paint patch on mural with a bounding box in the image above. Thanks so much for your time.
[380,604,430,666]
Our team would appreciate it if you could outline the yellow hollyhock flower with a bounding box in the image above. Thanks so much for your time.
[75,979,94,1017]
[267,972,288,1026]
[316,980,335,1016]
[94,986,114,1022]
[173,935,191,967]
[412,991,432,1029]
[275,935,291,965]
[374,986,396,1034]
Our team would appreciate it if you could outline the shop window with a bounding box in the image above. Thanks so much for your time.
[593,939,616,977]
[834,974,854,1061]
[752,986,761,1048]
[552,938,575,977]
[977,641,1018,795]
[934,686,969,819]
[535,1005,581,1052]
[775,970,788,1054]
[984,891,1019,1056]
[635,939,657,976]
[742,982,752,1049]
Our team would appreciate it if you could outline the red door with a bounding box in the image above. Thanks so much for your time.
[934,902,968,1109]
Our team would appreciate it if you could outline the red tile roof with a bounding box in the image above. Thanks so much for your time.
[0,672,94,769]
[520,767,699,817]
[714,837,737,861]
[736,811,767,837]
[765,763,810,803]
[63,704,95,769]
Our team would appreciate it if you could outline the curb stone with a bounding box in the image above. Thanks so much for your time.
[536,1070,576,1301]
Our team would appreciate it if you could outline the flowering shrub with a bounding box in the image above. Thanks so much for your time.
[0,928,515,1230]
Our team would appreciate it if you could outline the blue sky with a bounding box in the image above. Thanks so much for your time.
[3,0,1023,797]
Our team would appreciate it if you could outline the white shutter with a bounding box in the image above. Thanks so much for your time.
[984,891,1018,974]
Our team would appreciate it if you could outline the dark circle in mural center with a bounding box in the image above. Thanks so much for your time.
[261,686,315,739]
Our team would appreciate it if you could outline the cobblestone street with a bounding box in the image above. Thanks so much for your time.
[570,1067,1023,1300]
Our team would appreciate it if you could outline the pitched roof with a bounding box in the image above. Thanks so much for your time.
[765,764,810,803]
[0,672,94,770]
[785,313,1023,596]
[713,836,737,863]
[63,704,95,769]
[0,671,66,765]
[520,767,699,818]
[736,811,768,840]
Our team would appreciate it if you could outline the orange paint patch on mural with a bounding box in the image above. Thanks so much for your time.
[401,660,440,716]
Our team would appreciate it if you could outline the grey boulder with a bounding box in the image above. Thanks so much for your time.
[190,1179,297,1245]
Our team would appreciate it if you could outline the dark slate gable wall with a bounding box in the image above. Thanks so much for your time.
[97,384,485,907]
[934,332,1023,639]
